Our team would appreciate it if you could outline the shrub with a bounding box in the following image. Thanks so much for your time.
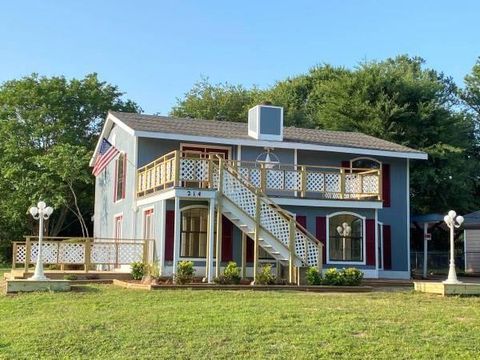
[306,267,322,285]
[223,261,241,284]
[131,262,147,280]
[175,261,195,284]
[255,264,276,285]
[322,268,364,286]
[342,267,363,286]
[323,268,345,286]
[213,275,228,284]
[64,274,77,281]
[147,262,161,279]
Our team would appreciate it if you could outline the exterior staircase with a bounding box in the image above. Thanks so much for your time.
[212,159,322,281]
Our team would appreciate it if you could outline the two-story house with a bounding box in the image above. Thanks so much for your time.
[91,105,427,282]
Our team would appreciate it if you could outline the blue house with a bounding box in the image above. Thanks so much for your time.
[90,105,427,282]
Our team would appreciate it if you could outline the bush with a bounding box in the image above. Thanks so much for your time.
[342,267,363,286]
[131,262,147,280]
[175,261,195,285]
[64,274,77,281]
[223,261,241,284]
[306,267,322,285]
[322,268,364,286]
[255,264,276,285]
[323,268,345,286]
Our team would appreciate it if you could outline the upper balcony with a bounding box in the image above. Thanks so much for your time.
[136,150,382,201]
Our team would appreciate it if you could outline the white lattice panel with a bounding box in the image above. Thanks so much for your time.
[362,175,379,194]
[30,242,59,264]
[222,170,257,218]
[259,203,290,246]
[325,173,340,194]
[91,243,116,264]
[249,168,261,188]
[59,243,85,264]
[345,174,361,195]
[16,244,26,263]
[285,171,301,191]
[118,243,143,264]
[306,172,324,192]
[266,170,284,190]
[180,159,209,182]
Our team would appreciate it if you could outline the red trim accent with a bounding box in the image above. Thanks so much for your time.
[221,216,233,261]
[246,236,254,263]
[366,219,376,266]
[165,210,174,261]
[315,217,326,264]
[382,164,391,207]
[383,225,392,270]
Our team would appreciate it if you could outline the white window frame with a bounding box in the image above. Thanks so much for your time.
[113,212,124,240]
[142,206,154,240]
[350,157,382,170]
[114,152,126,204]
[179,205,211,261]
[326,211,366,265]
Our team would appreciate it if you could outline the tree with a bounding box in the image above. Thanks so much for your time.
[172,56,479,214]
[0,73,140,245]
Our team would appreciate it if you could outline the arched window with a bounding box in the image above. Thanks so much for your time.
[350,157,381,170]
[327,212,365,263]
[180,206,210,258]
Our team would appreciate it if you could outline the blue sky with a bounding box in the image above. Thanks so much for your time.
[0,1,478,114]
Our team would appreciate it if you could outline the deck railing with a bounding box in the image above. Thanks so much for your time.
[12,236,153,272]
[136,150,382,201]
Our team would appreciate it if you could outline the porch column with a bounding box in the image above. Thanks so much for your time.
[206,197,216,283]
[241,232,247,279]
[158,200,166,276]
[172,197,181,278]
[215,201,223,278]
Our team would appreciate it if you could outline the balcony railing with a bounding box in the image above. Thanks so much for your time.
[137,150,382,201]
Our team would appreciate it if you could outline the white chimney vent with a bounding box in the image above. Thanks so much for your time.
[248,104,284,141]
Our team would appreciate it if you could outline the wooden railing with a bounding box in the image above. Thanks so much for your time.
[12,236,154,272]
[136,150,382,201]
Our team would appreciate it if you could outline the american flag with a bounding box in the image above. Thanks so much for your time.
[92,138,120,176]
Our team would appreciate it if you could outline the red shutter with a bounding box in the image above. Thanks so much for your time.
[382,164,391,207]
[383,225,392,270]
[246,236,254,262]
[296,215,307,229]
[316,217,326,264]
[221,216,233,262]
[365,219,376,266]
[164,210,174,261]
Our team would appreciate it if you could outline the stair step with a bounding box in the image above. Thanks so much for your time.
[271,251,280,255]
[262,244,272,248]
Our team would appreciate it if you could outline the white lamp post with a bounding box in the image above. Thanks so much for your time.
[29,201,54,281]
[443,210,464,285]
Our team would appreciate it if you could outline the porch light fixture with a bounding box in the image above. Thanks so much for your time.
[443,210,464,284]
[28,201,54,281]
[256,147,280,169]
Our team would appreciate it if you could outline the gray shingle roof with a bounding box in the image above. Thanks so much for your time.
[110,111,424,155]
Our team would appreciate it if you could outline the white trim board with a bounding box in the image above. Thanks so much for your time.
[274,197,383,209]
[136,188,217,207]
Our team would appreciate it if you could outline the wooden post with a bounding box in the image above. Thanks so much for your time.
[260,163,266,193]
[378,167,383,201]
[215,158,224,278]
[25,237,31,274]
[241,232,247,279]
[207,197,216,283]
[142,239,149,264]
[253,190,261,284]
[84,238,91,273]
[174,150,181,187]
[340,168,346,199]
[208,154,214,189]
[11,243,17,270]
[300,166,307,198]
[317,243,323,272]
[288,219,296,284]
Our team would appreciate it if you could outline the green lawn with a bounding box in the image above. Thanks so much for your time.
[0,286,479,359]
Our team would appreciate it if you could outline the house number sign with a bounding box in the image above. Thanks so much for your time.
[186,190,202,197]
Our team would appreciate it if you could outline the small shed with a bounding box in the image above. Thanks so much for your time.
[463,211,480,273]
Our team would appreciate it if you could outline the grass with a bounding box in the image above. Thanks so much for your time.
[0,286,480,359]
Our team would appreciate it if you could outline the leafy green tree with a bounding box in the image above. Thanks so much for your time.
[172,56,479,214]
[0,73,140,244]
